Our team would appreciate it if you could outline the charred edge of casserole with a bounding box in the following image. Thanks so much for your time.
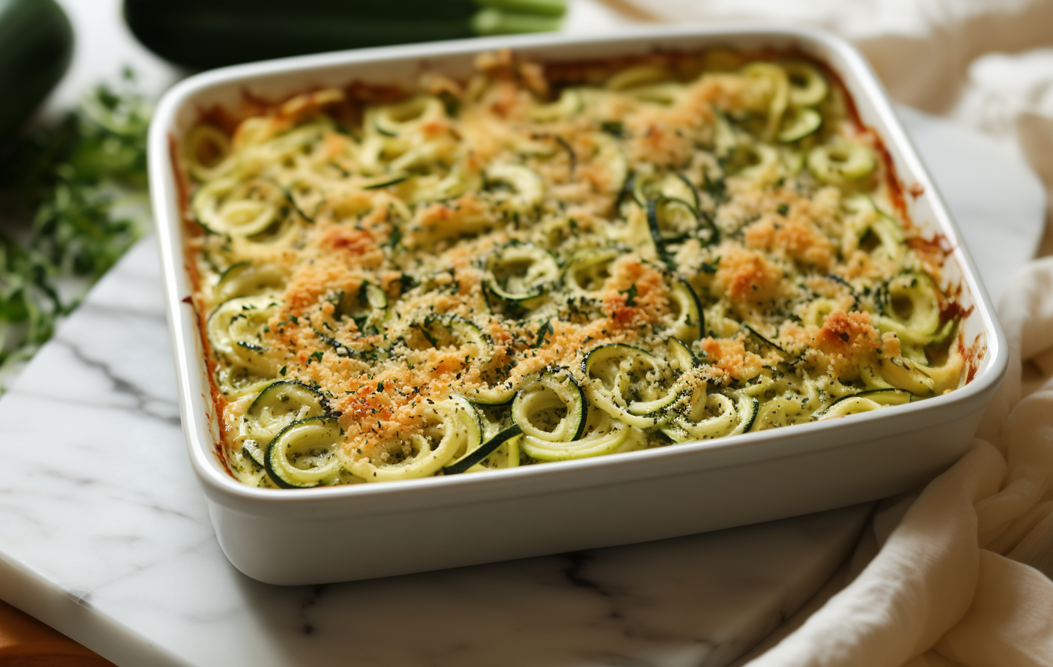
[172,131,236,476]
[944,281,980,385]
[965,333,986,384]
[822,62,960,293]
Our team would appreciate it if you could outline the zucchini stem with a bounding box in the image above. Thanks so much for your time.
[471,8,564,35]
[474,0,567,18]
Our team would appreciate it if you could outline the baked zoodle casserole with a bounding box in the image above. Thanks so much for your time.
[178,48,972,490]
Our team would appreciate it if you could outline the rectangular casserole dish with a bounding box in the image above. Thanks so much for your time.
[150,24,1008,585]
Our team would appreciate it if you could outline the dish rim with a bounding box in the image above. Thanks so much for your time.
[149,23,1009,511]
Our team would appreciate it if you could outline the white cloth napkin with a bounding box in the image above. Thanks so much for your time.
[609,0,1053,664]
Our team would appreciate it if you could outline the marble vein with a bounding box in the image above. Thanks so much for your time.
[48,334,181,426]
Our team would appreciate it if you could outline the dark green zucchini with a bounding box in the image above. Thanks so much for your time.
[265,415,344,488]
[740,397,759,433]
[816,388,913,419]
[632,172,698,211]
[742,324,786,354]
[361,173,411,190]
[123,0,566,70]
[777,107,822,143]
[665,337,697,370]
[0,0,73,147]
[242,380,330,466]
[407,313,489,352]
[583,343,683,422]
[485,241,559,302]
[511,371,587,442]
[443,424,522,475]
[669,279,704,342]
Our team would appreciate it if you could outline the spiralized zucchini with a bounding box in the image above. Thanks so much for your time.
[182,49,971,488]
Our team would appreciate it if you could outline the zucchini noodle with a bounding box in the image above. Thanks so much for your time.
[180,49,971,488]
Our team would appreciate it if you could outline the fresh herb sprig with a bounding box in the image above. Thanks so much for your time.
[0,70,151,390]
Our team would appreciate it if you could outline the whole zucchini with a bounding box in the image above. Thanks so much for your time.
[0,0,73,147]
[123,0,566,70]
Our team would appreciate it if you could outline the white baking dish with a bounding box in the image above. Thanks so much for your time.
[150,24,1008,585]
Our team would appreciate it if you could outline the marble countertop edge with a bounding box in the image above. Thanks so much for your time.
[0,554,191,667]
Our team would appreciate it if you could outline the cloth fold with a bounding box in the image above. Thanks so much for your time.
[930,551,1053,667]
[747,443,999,666]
